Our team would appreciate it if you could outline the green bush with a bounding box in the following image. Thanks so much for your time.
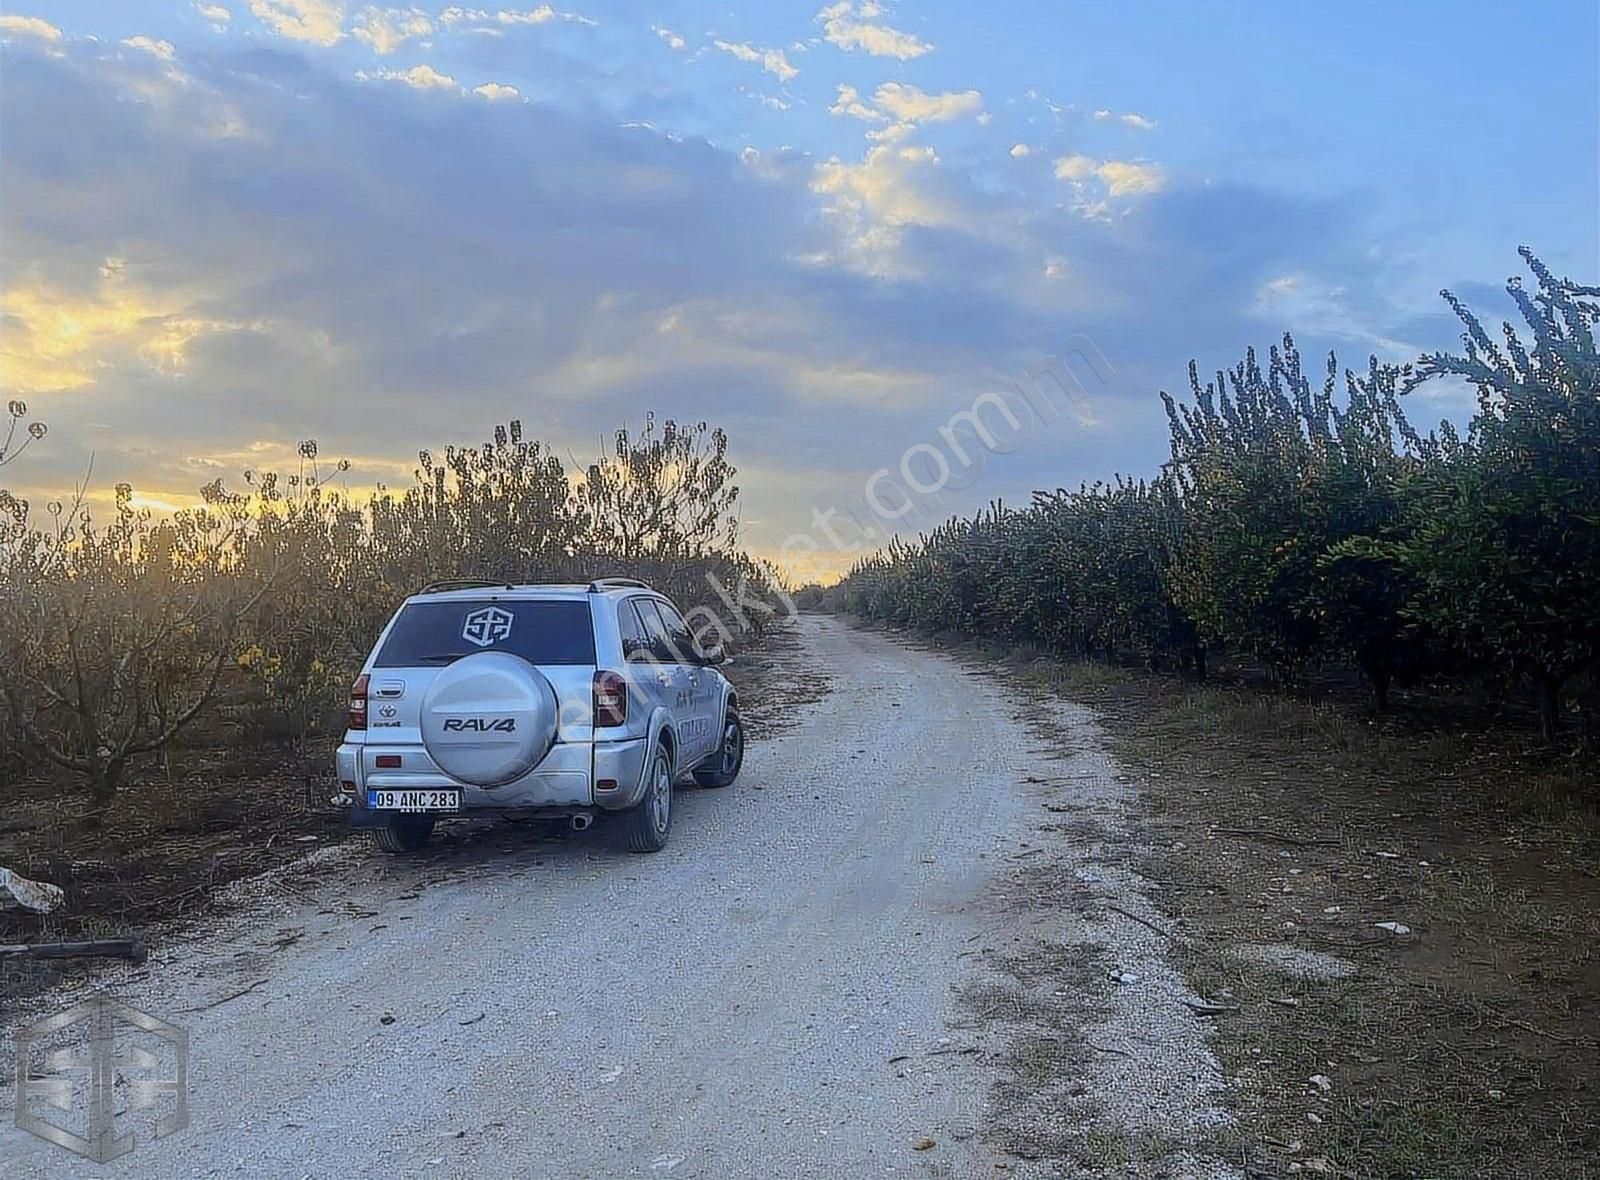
[840,249,1599,731]
[1400,248,1600,735]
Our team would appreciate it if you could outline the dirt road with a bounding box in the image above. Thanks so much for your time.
[1,616,1237,1178]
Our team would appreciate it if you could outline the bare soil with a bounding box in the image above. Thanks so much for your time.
[999,648,1600,1178]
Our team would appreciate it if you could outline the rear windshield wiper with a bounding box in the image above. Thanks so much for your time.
[404,653,465,665]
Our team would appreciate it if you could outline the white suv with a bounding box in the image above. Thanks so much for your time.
[336,579,743,853]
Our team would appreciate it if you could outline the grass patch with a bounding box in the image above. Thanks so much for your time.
[1042,660,1600,1178]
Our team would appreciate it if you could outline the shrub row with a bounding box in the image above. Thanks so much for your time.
[836,249,1600,736]
[0,415,783,808]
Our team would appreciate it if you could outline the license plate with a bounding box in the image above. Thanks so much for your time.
[367,789,461,812]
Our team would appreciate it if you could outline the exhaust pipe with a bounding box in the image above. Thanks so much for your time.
[569,812,594,832]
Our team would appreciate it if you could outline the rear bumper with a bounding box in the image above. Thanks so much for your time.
[338,734,650,826]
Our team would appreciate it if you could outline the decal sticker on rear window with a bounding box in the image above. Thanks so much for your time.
[462,605,514,648]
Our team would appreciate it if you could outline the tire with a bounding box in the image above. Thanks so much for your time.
[693,708,744,789]
[621,744,674,853]
[371,814,435,853]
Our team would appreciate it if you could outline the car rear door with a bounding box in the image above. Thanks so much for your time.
[648,598,718,764]
[365,597,598,751]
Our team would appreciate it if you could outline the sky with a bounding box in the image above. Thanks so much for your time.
[2,1,1596,580]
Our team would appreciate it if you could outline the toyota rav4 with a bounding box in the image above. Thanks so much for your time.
[336,578,743,853]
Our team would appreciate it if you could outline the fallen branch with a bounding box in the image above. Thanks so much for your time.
[1104,904,1184,944]
[1086,1040,1132,1057]
[0,938,146,963]
[180,977,267,1013]
[1182,999,1240,1016]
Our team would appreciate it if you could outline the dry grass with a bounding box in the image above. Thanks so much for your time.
[1033,660,1600,1179]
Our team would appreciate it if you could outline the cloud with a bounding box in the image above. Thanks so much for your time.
[1,269,250,395]
[0,14,62,41]
[817,1,931,60]
[0,34,1416,576]
[652,25,685,51]
[1009,143,1031,158]
[123,35,178,61]
[1095,160,1165,195]
[1094,108,1157,131]
[828,83,882,121]
[496,7,593,27]
[351,7,433,54]
[1055,154,1166,197]
[828,82,982,128]
[872,82,981,123]
[358,63,459,91]
[812,143,965,275]
[1053,154,1097,181]
[712,39,798,82]
[866,121,914,143]
[473,81,519,101]
[195,2,233,28]
[249,0,345,46]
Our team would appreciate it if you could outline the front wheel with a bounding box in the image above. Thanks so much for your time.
[621,744,674,853]
[371,814,435,854]
[693,708,744,789]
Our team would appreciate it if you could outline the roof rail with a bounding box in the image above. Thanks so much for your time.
[416,577,516,595]
[587,577,652,593]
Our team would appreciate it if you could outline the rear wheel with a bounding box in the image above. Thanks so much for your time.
[371,814,435,853]
[693,708,744,788]
[621,744,673,853]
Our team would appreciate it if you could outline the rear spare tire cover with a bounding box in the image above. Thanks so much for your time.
[420,651,559,787]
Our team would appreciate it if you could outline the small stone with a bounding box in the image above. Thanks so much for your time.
[1306,1112,1323,1125]
[1308,1074,1333,1093]
[1374,921,1412,936]
[1323,906,1341,915]
[913,1137,936,1151]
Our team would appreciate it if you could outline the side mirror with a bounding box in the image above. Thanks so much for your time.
[697,642,727,666]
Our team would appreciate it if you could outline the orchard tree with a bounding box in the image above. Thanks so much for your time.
[1161,337,1418,700]
[0,484,277,812]
[1403,247,1600,736]
[573,415,741,561]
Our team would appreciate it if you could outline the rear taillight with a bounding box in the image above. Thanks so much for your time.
[593,670,627,727]
[348,673,369,731]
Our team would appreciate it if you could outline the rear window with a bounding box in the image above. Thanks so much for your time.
[374,599,596,667]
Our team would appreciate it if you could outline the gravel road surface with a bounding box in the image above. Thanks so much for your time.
[1,615,1235,1179]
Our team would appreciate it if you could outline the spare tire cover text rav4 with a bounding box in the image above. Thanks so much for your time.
[419,651,560,787]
